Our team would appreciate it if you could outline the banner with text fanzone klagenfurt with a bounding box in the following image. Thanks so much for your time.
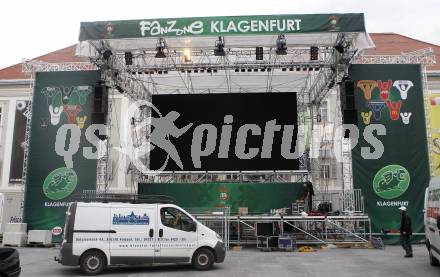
[24,71,100,240]
[350,64,430,243]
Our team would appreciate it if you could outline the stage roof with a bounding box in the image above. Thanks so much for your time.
[76,13,374,57]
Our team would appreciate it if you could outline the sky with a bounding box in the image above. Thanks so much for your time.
[0,0,439,69]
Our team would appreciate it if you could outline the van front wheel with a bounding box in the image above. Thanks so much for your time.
[192,248,214,270]
[80,250,107,275]
[429,249,440,267]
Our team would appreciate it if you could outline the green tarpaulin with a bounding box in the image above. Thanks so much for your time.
[24,71,100,241]
[139,182,305,213]
[350,64,430,244]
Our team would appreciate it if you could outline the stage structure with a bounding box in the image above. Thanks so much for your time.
[75,13,374,189]
[19,14,436,245]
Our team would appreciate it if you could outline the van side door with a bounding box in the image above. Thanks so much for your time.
[109,205,157,265]
[72,205,110,258]
[157,206,198,263]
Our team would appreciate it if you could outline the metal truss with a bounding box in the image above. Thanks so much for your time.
[22,59,96,73]
[113,47,335,73]
[353,47,436,66]
[197,214,371,246]
[134,170,310,184]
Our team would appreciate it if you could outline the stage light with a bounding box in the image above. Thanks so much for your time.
[102,49,112,61]
[155,38,167,58]
[214,36,225,56]
[124,52,133,65]
[334,35,349,54]
[310,46,319,61]
[115,84,124,93]
[183,48,192,62]
[276,34,287,55]
[256,47,264,60]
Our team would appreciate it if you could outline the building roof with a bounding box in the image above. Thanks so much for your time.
[0,33,439,80]
[0,45,87,80]
[366,33,440,71]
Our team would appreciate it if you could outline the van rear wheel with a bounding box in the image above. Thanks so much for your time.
[192,248,214,270]
[429,249,440,267]
[80,250,106,275]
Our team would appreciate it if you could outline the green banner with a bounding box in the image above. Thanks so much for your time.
[79,13,365,41]
[139,182,305,214]
[350,64,430,243]
[24,71,100,240]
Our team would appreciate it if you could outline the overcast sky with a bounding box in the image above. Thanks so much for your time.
[0,0,438,69]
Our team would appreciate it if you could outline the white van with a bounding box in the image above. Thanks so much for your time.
[424,176,440,267]
[55,201,226,275]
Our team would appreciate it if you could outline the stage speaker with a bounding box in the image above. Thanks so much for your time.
[342,109,358,138]
[342,109,358,125]
[256,47,264,61]
[91,85,108,125]
[340,79,355,110]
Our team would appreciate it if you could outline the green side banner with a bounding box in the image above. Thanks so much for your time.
[79,13,365,41]
[139,182,305,214]
[24,71,100,239]
[350,64,430,243]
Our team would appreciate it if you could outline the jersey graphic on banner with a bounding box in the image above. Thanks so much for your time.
[378,80,392,101]
[367,101,386,120]
[63,105,82,124]
[74,86,93,105]
[386,100,402,121]
[41,87,60,106]
[61,87,74,105]
[400,112,412,125]
[361,111,372,125]
[49,105,63,125]
[393,80,413,100]
[357,80,377,100]
[76,116,87,129]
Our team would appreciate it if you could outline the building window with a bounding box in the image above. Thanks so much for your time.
[319,101,328,122]
[320,161,337,180]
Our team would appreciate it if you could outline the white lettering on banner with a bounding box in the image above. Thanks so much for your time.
[250,21,258,32]
[139,20,204,36]
[139,19,301,36]
[237,21,250,32]
[227,21,237,32]
[211,21,220,33]
[376,200,409,207]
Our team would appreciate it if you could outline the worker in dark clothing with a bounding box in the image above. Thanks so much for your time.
[399,206,413,258]
[303,181,315,213]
